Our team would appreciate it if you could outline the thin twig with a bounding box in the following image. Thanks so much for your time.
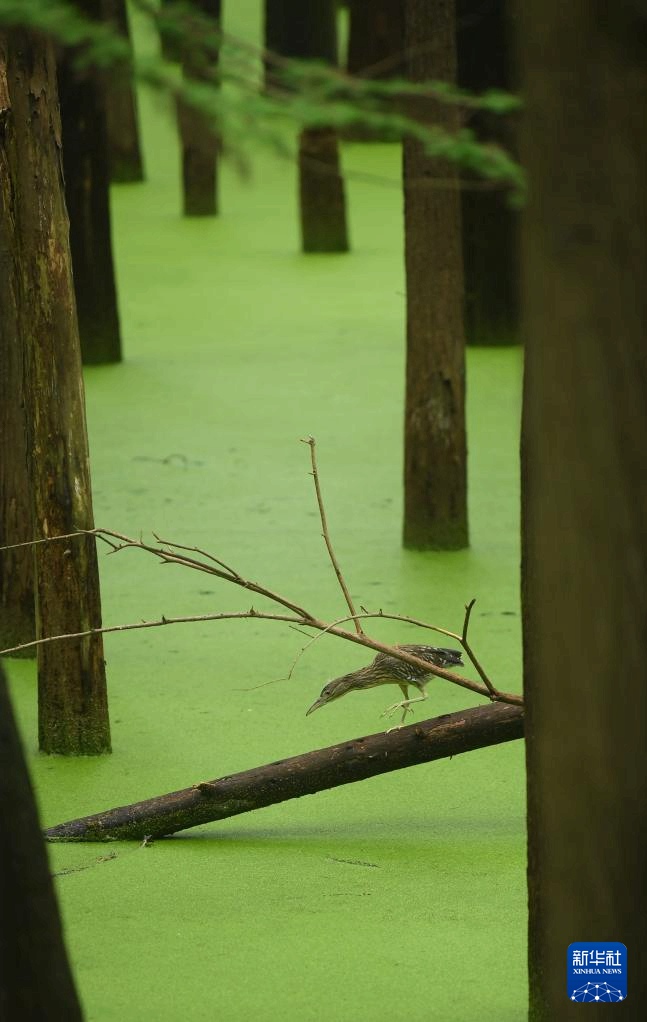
[302,436,364,637]
[460,599,500,698]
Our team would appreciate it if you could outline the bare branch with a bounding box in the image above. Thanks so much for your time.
[459,599,500,698]
[302,436,364,636]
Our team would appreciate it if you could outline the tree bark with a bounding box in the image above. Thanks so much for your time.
[0,54,35,655]
[457,0,519,346]
[101,0,145,183]
[402,0,468,549]
[177,0,221,217]
[58,0,122,365]
[158,0,182,63]
[45,703,524,840]
[0,663,84,1020]
[264,0,349,253]
[0,30,111,755]
[519,2,647,1017]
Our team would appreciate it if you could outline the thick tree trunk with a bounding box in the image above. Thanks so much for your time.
[58,0,122,365]
[457,0,518,346]
[519,2,647,1017]
[177,0,220,216]
[101,0,145,183]
[46,703,524,840]
[1,30,111,755]
[0,79,35,655]
[0,663,84,1019]
[402,0,468,549]
[264,0,349,253]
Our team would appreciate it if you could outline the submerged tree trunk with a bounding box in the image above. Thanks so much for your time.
[265,0,349,253]
[176,0,220,217]
[1,30,111,755]
[58,0,122,364]
[0,664,83,1019]
[519,2,647,1017]
[402,0,468,549]
[0,87,34,655]
[101,0,145,183]
[457,0,518,346]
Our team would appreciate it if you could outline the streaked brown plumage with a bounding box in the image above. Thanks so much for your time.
[306,644,464,727]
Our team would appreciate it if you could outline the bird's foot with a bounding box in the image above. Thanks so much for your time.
[381,701,414,721]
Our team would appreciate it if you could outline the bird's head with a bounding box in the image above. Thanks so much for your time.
[306,672,359,716]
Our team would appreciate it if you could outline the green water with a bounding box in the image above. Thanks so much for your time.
[6,4,526,1019]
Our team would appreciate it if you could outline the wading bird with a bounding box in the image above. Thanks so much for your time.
[306,644,464,728]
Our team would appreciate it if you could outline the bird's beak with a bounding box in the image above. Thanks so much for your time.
[306,696,327,716]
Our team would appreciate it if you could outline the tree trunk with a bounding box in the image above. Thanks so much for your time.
[457,0,518,346]
[298,127,349,252]
[1,30,111,755]
[177,0,221,216]
[264,0,349,253]
[58,0,122,365]
[402,0,468,550]
[45,703,524,840]
[345,0,405,140]
[347,0,405,78]
[519,2,647,1017]
[101,0,145,183]
[0,74,35,655]
[0,662,84,1020]
[158,0,182,63]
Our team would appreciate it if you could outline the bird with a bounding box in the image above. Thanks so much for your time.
[306,644,464,729]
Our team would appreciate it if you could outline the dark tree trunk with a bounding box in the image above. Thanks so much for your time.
[58,0,122,365]
[457,0,519,346]
[298,127,349,252]
[345,0,405,139]
[101,0,145,183]
[177,0,221,217]
[0,88,35,655]
[402,0,468,550]
[347,0,405,77]
[45,703,524,841]
[0,30,111,755]
[264,0,349,253]
[519,2,647,1017]
[158,0,182,63]
[0,663,83,1019]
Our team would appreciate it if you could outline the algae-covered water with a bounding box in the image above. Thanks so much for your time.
[6,4,526,1019]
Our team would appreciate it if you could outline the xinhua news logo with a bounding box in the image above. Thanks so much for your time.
[567,943,627,1003]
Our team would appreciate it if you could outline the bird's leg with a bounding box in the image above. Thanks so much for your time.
[382,685,428,731]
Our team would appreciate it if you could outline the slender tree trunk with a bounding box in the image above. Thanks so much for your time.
[519,2,647,1017]
[1,30,111,755]
[402,0,468,549]
[58,0,121,364]
[264,0,349,253]
[457,0,518,346]
[0,664,83,1019]
[177,0,221,216]
[101,0,145,183]
[0,84,35,655]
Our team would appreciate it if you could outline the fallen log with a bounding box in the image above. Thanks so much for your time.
[44,702,524,841]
